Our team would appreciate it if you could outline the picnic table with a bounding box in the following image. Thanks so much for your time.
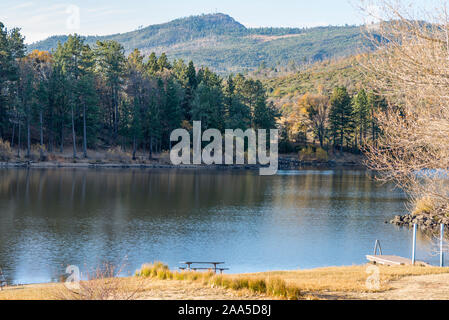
[179,261,229,274]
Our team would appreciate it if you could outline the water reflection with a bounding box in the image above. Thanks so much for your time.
[0,168,442,284]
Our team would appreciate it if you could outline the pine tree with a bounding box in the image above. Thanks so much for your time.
[224,76,251,130]
[161,77,182,151]
[146,52,159,74]
[125,49,146,159]
[329,87,353,152]
[94,40,126,143]
[352,89,369,149]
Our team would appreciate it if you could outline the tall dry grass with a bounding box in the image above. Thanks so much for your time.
[136,262,302,300]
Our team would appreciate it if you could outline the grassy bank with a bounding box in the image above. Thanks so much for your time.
[1,263,449,300]
[136,262,302,300]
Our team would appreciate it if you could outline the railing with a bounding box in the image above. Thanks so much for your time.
[374,239,383,256]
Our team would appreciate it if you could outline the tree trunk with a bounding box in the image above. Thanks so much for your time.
[113,87,118,143]
[149,136,153,160]
[48,111,53,153]
[132,136,137,161]
[11,123,15,148]
[340,131,344,153]
[83,103,87,159]
[71,105,77,159]
[360,127,363,149]
[26,116,30,158]
[60,124,64,153]
[17,123,21,158]
[40,111,44,146]
[39,111,44,159]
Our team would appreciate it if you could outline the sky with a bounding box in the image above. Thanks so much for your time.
[0,0,441,44]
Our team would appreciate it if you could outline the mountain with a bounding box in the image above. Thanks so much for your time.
[28,13,370,74]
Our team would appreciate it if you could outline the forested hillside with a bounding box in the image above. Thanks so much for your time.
[0,23,277,162]
[264,55,367,106]
[29,13,370,74]
[262,55,386,156]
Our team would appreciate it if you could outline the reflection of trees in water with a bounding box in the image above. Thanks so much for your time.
[0,169,272,216]
[0,169,274,283]
[0,169,407,283]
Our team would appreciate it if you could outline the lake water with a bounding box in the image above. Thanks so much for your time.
[0,168,443,284]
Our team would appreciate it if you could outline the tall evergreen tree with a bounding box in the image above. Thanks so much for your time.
[224,75,251,130]
[329,87,353,152]
[352,88,369,149]
[94,40,126,143]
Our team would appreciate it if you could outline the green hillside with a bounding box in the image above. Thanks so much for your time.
[28,13,370,74]
[262,55,367,108]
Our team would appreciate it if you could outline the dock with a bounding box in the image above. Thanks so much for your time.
[366,255,414,266]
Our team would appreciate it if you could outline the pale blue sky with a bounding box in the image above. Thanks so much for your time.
[0,0,440,43]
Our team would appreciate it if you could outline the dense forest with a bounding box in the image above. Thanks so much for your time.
[0,22,278,161]
[1,18,386,164]
[29,13,370,74]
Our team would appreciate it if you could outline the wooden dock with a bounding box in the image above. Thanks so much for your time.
[366,255,414,266]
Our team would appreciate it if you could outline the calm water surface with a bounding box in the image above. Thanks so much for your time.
[0,168,443,284]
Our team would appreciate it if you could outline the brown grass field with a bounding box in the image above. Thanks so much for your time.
[2,264,449,300]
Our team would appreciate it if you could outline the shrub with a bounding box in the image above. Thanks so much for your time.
[0,139,13,161]
[31,144,48,161]
[315,147,329,161]
[413,197,435,215]
[299,146,328,162]
[106,147,132,163]
[136,262,169,278]
[55,262,145,300]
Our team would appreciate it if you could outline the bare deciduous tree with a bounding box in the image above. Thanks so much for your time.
[361,0,449,215]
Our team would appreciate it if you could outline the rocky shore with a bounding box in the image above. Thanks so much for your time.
[389,213,449,233]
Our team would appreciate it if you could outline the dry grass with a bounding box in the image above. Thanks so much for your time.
[413,197,437,216]
[136,262,302,300]
[2,264,449,300]
[0,283,64,300]
[240,265,449,294]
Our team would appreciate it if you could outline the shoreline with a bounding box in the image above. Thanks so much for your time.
[0,160,366,171]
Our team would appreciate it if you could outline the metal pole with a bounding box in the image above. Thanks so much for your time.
[412,224,417,265]
[441,224,445,267]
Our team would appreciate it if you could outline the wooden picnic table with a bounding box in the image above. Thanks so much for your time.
[180,261,228,274]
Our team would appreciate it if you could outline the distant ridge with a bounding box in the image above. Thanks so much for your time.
[28,13,370,74]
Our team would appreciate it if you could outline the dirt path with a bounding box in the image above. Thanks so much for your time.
[327,273,449,300]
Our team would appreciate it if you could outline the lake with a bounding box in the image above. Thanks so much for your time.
[0,168,443,285]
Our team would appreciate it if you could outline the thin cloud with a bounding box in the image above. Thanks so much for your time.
[10,2,34,10]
